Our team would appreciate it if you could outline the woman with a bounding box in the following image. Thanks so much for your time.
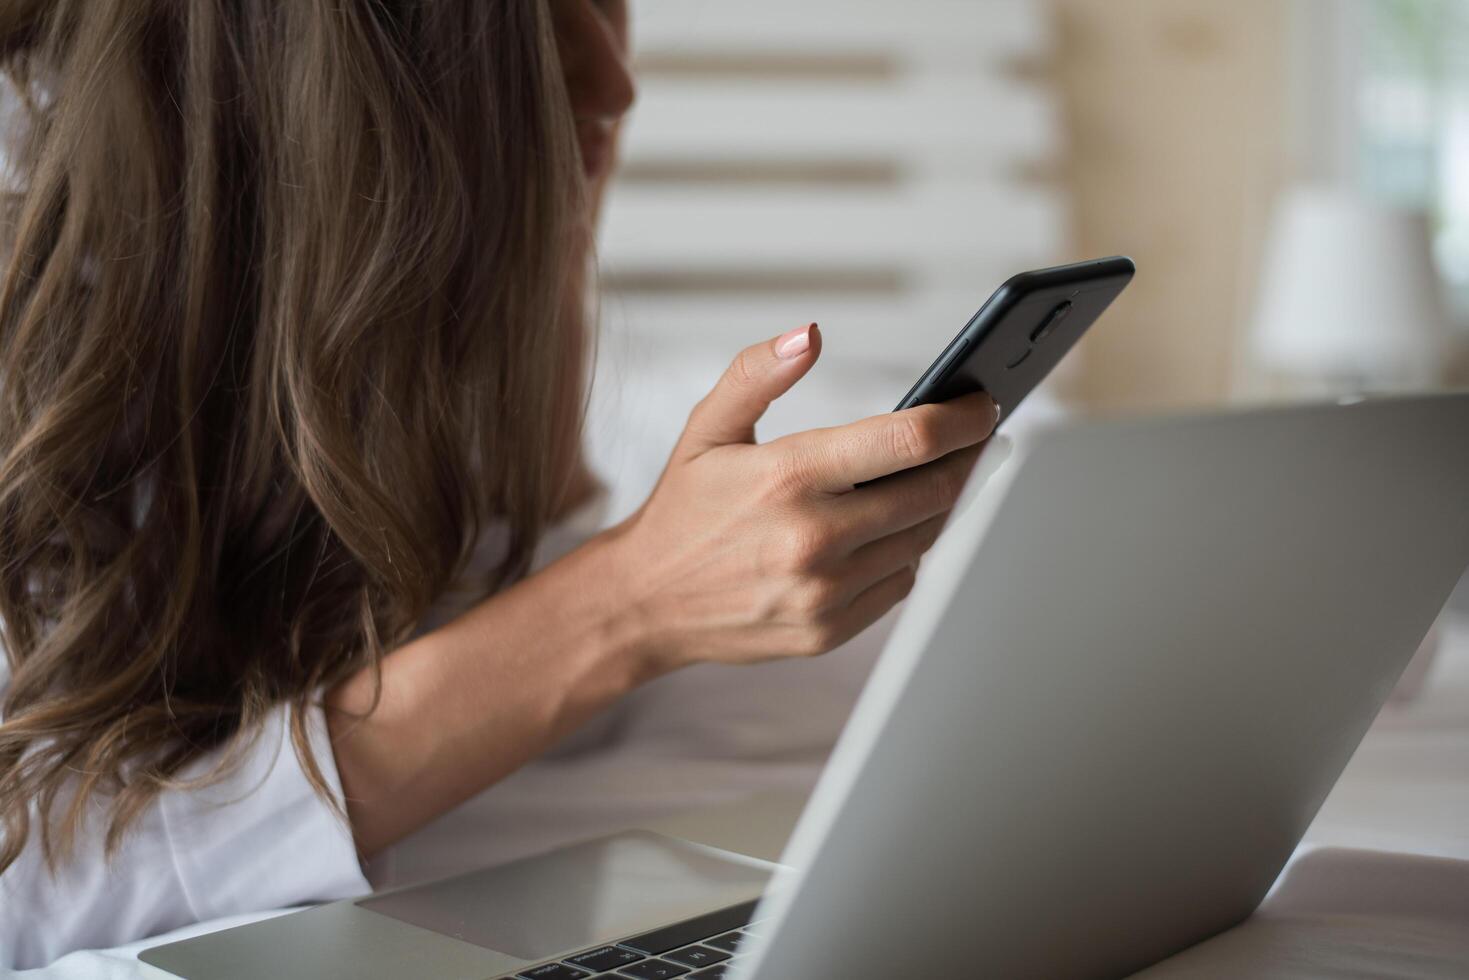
[0,0,996,967]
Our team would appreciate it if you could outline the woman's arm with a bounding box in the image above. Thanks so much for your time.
[327,526,648,858]
[328,323,999,857]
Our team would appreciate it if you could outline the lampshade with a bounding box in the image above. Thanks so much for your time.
[1249,185,1448,389]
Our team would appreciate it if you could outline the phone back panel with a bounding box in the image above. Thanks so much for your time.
[898,256,1135,419]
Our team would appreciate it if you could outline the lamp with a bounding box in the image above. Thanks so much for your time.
[1246,184,1448,395]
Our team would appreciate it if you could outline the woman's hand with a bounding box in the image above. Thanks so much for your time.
[605,323,999,675]
[329,323,995,857]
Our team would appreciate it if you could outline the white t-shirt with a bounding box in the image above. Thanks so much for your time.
[0,496,888,968]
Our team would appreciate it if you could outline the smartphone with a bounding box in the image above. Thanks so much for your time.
[896,256,1135,421]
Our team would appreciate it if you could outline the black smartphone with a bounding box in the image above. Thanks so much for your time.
[896,256,1135,421]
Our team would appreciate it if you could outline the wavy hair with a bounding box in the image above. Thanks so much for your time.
[0,0,587,871]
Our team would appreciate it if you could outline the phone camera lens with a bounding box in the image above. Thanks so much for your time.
[1029,300,1073,344]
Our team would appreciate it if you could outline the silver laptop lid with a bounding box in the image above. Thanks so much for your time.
[739,393,1469,979]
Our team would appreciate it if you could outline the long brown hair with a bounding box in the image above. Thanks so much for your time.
[0,0,587,871]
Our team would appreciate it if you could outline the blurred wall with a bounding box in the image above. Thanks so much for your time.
[1050,0,1292,410]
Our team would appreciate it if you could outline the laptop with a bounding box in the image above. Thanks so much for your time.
[142,392,1469,980]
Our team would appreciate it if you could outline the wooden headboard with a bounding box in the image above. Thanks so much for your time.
[597,0,1070,374]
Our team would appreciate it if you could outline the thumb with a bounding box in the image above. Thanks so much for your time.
[677,323,821,457]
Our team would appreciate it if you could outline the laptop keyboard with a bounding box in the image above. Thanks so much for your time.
[510,900,759,980]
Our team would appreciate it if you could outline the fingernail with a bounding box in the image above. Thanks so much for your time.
[775,323,814,359]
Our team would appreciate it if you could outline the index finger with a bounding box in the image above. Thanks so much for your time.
[775,392,1000,492]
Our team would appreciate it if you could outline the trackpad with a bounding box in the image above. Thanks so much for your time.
[358,830,773,962]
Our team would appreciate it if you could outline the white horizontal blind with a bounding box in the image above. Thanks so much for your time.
[588,0,1069,520]
[597,0,1069,372]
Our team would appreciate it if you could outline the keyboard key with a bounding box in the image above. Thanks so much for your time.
[665,946,730,969]
[517,964,589,980]
[620,902,757,955]
[567,946,644,971]
[616,959,691,979]
[689,967,730,979]
[704,932,744,954]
